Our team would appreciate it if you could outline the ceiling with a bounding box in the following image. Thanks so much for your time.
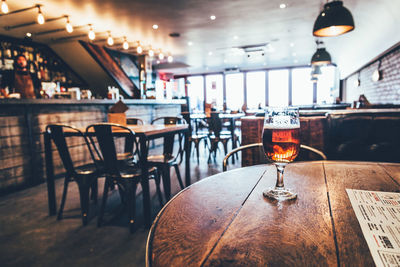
[0,0,399,78]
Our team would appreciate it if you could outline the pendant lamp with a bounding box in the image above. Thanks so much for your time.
[313,0,355,37]
[311,41,331,65]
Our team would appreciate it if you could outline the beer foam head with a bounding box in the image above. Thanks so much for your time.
[264,115,299,129]
[264,124,300,129]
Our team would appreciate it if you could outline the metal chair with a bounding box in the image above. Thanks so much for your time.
[126,117,144,125]
[207,112,238,163]
[181,112,208,164]
[222,143,327,171]
[149,116,186,201]
[45,124,100,226]
[86,123,163,233]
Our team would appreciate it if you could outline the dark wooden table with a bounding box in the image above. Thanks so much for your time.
[146,161,400,266]
[44,124,190,228]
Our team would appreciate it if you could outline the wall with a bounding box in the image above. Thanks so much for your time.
[344,44,400,104]
[50,41,119,98]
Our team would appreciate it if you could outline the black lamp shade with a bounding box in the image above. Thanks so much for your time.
[313,1,355,37]
[311,48,331,65]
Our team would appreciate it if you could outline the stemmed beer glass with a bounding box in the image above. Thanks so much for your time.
[262,107,300,201]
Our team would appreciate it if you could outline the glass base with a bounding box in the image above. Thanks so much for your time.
[263,187,297,201]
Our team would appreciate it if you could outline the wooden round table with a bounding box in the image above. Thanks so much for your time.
[146,161,400,266]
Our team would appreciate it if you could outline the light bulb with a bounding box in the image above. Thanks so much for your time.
[149,49,154,57]
[1,0,8,14]
[37,8,45,24]
[159,52,164,60]
[66,20,73,33]
[88,26,95,40]
[123,39,129,50]
[137,45,142,54]
[107,36,114,46]
[167,55,173,63]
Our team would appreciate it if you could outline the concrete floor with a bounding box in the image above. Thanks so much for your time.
[0,144,240,267]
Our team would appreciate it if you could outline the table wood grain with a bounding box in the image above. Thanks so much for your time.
[146,161,400,266]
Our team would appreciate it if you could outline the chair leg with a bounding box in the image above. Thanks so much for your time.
[154,171,164,207]
[90,179,98,204]
[77,182,90,226]
[194,140,201,164]
[161,166,172,201]
[97,178,110,227]
[173,164,184,190]
[57,177,69,221]
[126,181,137,234]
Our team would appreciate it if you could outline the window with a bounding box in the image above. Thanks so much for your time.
[317,66,337,104]
[292,67,314,106]
[174,78,185,99]
[225,73,244,111]
[205,74,224,110]
[246,71,266,109]
[187,76,204,112]
[268,69,288,107]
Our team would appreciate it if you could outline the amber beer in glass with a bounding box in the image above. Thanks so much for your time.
[262,107,300,200]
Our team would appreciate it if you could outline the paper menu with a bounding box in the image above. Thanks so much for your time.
[346,189,400,267]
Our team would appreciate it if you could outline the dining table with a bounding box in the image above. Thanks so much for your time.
[44,123,190,228]
[146,161,400,266]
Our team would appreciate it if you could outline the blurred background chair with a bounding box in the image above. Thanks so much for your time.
[86,123,163,233]
[149,116,186,200]
[46,124,100,226]
[181,112,208,164]
[223,143,327,172]
[126,117,144,125]
[207,112,238,163]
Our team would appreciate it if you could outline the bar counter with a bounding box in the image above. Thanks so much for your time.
[0,98,186,195]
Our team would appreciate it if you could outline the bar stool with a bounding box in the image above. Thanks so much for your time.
[45,124,100,226]
[86,123,163,233]
[148,116,186,201]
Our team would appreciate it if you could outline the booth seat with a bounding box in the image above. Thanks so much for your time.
[326,110,400,162]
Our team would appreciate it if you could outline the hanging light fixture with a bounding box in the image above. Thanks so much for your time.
[167,54,173,63]
[107,31,114,46]
[158,51,164,60]
[1,0,8,14]
[313,0,355,37]
[65,16,73,33]
[137,43,143,54]
[88,24,95,40]
[354,71,361,87]
[122,37,129,50]
[37,6,45,25]
[372,60,383,82]
[149,48,154,57]
[310,65,322,77]
[311,40,331,65]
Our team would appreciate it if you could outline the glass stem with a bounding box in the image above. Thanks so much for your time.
[275,163,287,189]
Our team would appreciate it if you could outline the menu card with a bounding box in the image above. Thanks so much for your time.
[346,189,400,267]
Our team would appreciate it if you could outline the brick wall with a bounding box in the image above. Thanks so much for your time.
[344,45,400,104]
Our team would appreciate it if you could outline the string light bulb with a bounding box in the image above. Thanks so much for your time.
[88,25,95,40]
[137,44,143,54]
[167,55,173,63]
[158,52,164,60]
[65,17,73,33]
[107,32,114,46]
[37,6,45,25]
[149,49,154,57]
[123,37,129,50]
[1,0,9,14]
